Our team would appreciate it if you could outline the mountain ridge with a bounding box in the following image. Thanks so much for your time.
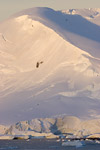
[0,7,100,124]
[1,116,100,140]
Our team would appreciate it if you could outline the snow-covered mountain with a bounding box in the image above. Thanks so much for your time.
[0,7,100,125]
[1,116,100,139]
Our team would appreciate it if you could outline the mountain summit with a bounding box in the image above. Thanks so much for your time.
[0,7,100,124]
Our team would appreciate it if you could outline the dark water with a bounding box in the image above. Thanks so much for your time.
[0,139,100,150]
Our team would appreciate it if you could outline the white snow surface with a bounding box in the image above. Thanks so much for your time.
[1,116,100,139]
[0,7,100,127]
[0,125,8,134]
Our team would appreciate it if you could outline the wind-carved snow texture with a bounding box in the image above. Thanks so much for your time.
[0,7,100,126]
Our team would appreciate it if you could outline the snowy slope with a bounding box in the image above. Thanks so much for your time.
[0,125,8,135]
[62,8,100,25]
[0,7,100,125]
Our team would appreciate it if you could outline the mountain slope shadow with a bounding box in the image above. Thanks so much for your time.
[25,7,100,57]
